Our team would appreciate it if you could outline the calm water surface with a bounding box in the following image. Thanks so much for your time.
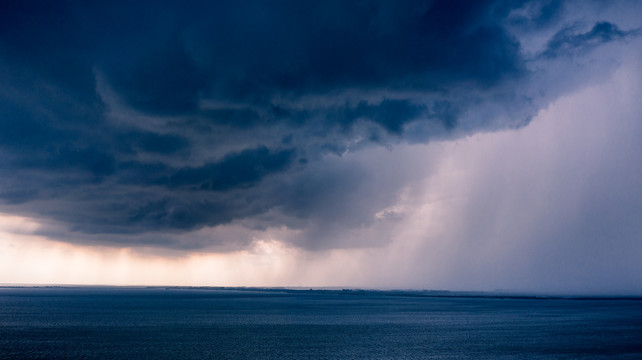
[1,287,641,359]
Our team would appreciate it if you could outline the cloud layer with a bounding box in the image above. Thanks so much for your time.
[2,58,641,293]
[1,0,641,256]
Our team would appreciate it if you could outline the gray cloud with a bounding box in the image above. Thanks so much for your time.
[0,0,640,253]
[542,21,639,58]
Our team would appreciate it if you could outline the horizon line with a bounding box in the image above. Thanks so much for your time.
[2,284,642,300]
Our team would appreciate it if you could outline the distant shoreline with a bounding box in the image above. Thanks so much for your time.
[1,285,641,301]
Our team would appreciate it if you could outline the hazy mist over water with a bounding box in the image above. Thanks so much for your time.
[1,287,641,359]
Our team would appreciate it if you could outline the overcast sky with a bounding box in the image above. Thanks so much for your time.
[1,0,641,294]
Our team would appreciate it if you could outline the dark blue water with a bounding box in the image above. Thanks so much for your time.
[1,287,641,359]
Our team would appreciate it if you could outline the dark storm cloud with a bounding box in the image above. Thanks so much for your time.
[0,0,636,249]
[507,0,563,29]
[113,146,295,191]
[122,131,190,155]
[542,21,639,58]
[166,147,295,191]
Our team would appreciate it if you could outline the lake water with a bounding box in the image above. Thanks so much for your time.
[1,287,641,359]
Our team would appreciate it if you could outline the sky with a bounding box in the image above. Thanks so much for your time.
[1,0,641,294]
